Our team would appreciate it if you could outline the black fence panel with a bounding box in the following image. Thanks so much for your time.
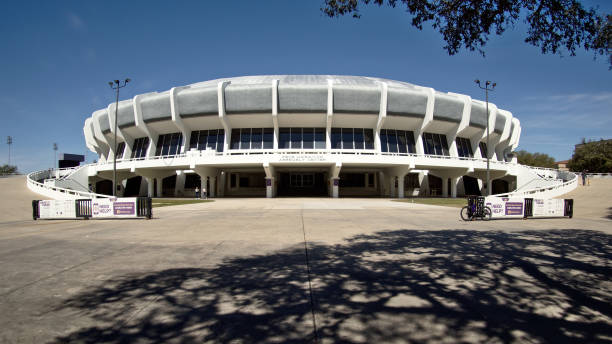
[76,199,92,219]
[137,197,152,219]
[524,198,533,218]
[32,200,40,220]
[564,199,574,218]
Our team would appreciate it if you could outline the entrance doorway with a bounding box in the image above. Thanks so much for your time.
[278,172,327,196]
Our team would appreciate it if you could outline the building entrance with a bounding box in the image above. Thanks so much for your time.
[278,172,327,196]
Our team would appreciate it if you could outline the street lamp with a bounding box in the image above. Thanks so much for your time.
[53,142,58,169]
[109,78,130,196]
[475,79,496,196]
[7,136,12,166]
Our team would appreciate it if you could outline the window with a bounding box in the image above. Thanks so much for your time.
[423,132,449,156]
[251,128,262,149]
[230,129,241,150]
[263,128,274,149]
[131,137,149,159]
[303,128,314,149]
[279,128,291,149]
[190,130,225,152]
[456,137,473,158]
[380,130,415,153]
[331,128,375,150]
[155,132,183,156]
[479,142,488,157]
[240,128,251,150]
[315,128,326,149]
[290,128,302,149]
[115,142,126,159]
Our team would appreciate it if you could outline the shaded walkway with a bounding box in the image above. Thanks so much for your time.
[50,229,611,343]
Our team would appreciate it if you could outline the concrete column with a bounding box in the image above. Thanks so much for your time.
[487,179,492,196]
[200,177,207,199]
[146,177,154,197]
[156,177,163,198]
[330,178,339,198]
[175,173,186,197]
[450,176,459,198]
[139,177,148,197]
[398,174,405,199]
[442,177,449,197]
[266,177,274,198]
[389,176,396,198]
[209,176,216,198]
[219,172,226,197]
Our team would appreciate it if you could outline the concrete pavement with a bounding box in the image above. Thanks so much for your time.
[0,175,610,343]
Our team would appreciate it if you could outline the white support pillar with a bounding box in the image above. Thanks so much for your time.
[175,170,186,197]
[329,161,341,198]
[375,82,388,151]
[156,177,163,198]
[263,162,276,198]
[450,176,459,198]
[442,177,449,197]
[217,81,231,154]
[272,79,279,150]
[209,176,216,198]
[398,174,405,198]
[326,79,333,150]
[389,177,396,198]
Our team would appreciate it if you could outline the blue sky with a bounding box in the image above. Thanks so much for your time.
[1,0,610,172]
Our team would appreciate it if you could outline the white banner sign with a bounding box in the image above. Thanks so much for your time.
[532,198,565,217]
[38,200,77,219]
[484,197,525,218]
[92,197,138,218]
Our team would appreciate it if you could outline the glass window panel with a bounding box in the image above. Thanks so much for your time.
[230,129,240,150]
[441,135,449,156]
[279,128,291,149]
[480,142,487,157]
[364,129,374,150]
[156,136,164,156]
[406,131,415,153]
[424,133,434,154]
[380,129,389,152]
[331,128,342,149]
[314,128,326,149]
[217,130,224,152]
[196,131,206,151]
[169,133,180,155]
[250,128,261,149]
[240,128,251,150]
[290,128,302,149]
[354,128,364,150]
[342,128,354,149]
[189,132,199,150]
[387,130,398,153]
[397,130,408,153]
[263,128,273,149]
[431,134,441,155]
[456,137,464,157]
[303,128,314,149]
[207,129,217,150]
[466,139,473,157]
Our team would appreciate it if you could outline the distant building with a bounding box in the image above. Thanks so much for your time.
[555,160,569,171]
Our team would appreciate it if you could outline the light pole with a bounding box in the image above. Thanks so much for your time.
[109,78,130,197]
[475,79,496,196]
[53,143,58,169]
[7,136,12,166]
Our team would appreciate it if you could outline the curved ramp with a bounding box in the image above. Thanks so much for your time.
[0,176,41,222]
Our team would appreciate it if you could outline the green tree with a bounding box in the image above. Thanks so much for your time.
[515,150,556,168]
[568,139,612,172]
[0,164,18,175]
[321,0,611,67]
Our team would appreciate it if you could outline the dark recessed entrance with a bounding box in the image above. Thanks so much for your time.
[278,172,327,197]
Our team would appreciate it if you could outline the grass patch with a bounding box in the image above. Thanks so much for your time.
[152,199,214,208]
[393,197,467,208]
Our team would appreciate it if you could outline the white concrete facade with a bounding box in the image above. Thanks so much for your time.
[81,75,530,198]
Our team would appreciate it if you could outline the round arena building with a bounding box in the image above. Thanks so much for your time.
[27,75,578,200]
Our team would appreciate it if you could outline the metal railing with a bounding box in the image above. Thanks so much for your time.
[27,169,111,200]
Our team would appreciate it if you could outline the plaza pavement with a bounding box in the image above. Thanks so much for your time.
[0,175,610,343]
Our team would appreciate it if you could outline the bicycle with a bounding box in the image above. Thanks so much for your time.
[460,196,492,221]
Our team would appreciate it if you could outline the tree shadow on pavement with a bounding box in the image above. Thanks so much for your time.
[50,229,612,343]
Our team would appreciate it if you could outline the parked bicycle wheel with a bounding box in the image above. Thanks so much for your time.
[460,206,471,221]
[482,206,492,221]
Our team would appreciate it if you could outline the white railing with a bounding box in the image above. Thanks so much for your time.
[498,167,578,198]
[27,168,111,200]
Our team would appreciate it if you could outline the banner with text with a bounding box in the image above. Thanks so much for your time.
[484,197,525,219]
[92,197,138,218]
[38,200,77,219]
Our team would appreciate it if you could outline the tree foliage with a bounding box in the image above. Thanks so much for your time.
[321,0,611,67]
[0,164,18,175]
[568,139,612,172]
[514,150,556,168]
